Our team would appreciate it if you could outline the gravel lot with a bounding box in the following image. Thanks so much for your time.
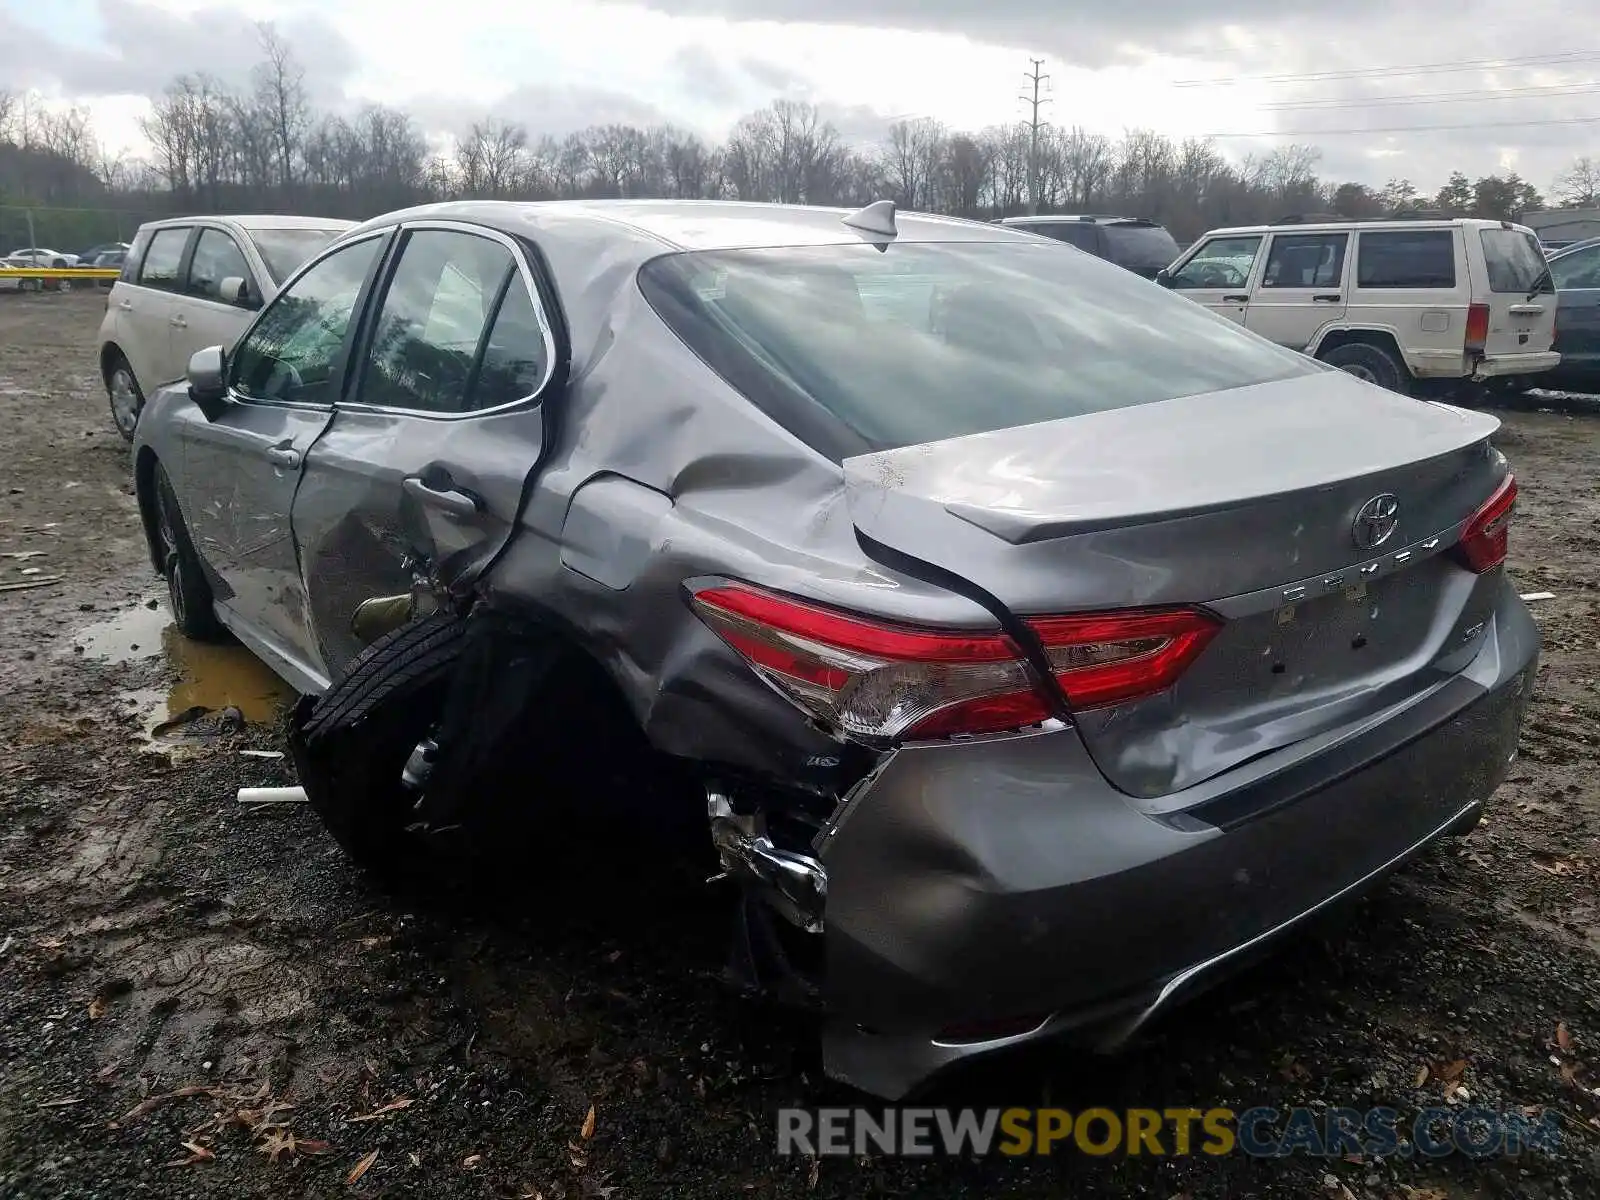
[1,291,1597,1199]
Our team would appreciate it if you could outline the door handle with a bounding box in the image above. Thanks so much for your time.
[264,446,301,469]
[170,315,187,329]
[404,475,483,518]
[1223,294,1250,303]
[1313,294,1342,302]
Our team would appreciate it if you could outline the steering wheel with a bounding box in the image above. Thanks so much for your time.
[1188,261,1244,288]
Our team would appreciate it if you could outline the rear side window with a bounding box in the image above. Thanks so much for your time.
[1037,223,1101,251]
[640,241,1317,460]
[138,227,190,292]
[1480,228,1551,293]
[1262,233,1348,288]
[1357,230,1456,288]
[1101,223,1181,269]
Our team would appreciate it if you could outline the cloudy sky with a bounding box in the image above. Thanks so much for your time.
[1,0,1593,192]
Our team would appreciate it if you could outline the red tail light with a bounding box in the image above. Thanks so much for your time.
[1465,303,1490,354]
[689,582,1220,742]
[1454,474,1517,573]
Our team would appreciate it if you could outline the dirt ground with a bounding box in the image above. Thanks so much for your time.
[0,290,1597,1200]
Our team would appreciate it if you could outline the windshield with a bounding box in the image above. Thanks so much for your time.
[639,241,1318,459]
[248,228,348,284]
[1480,228,1551,293]
[1102,223,1180,267]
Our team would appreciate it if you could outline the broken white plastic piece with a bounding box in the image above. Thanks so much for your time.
[842,199,897,237]
[1520,592,1555,602]
[236,786,307,804]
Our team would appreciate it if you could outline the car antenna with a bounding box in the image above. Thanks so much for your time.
[842,199,897,238]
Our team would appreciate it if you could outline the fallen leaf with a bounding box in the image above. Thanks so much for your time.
[165,1141,215,1167]
[87,997,107,1020]
[347,1149,379,1185]
[1557,1022,1574,1052]
[1435,1058,1467,1085]
[807,1157,820,1190]
[347,1096,414,1123]
[1413,1064,1430,1087]
[463,1154,483,1169]
[120,1085,213,1124]
[580,1105,596,1140]
[408,1152,421,1168]
[37,1098,82,1109]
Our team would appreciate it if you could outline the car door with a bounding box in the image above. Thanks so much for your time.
[1162,234,1264,324]
[172,225,261,366]
[1550,243,1600,381]
[178,233,388,684]
[294,222,563,673]
[119,225,193,387]
[1245,231,1350,350]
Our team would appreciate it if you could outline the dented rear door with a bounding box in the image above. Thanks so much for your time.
[292,222,566,674]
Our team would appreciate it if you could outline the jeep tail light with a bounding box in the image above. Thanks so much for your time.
[1454,474,1516,573]
[1465,303,1490,354]
[689,582,1220,742]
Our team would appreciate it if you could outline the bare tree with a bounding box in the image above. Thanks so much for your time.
[252,22,310,199]
[1554,156,1600,208]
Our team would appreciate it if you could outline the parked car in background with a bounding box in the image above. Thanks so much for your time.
[99,214,357,439]
[1158,217,1558,395]
[77,241,130,264]
[8,247,79,267]
[994,214,1181,279]
[91,249,127,289]
[131,199,1538,1099]
[0,255,43,293]
[1543,236,1600,393]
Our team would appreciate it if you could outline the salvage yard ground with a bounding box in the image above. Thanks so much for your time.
[0,290,1598,1199]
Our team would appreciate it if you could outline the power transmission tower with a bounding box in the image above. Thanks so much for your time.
[1020,58,1051,215]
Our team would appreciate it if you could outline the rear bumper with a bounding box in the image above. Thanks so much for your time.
[817,582,1539,1099]
[1474,350,1561,380]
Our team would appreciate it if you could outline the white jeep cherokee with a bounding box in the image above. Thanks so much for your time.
[1158,217,1558,394]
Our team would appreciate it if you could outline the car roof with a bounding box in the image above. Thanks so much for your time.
[340,199,1034,256]
[997,214,1161,227]
[1548,235,1600,259]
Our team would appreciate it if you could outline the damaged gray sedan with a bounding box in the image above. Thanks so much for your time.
[130,198,1539,1099]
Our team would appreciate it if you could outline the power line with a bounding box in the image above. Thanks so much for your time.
[1020,58,1050,215]
[1173,48,1600,87]
[1201,113,1600,138]
[1259,80,1600,111]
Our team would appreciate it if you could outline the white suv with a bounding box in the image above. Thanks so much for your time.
[1157,217,1558,394]
[98,215,356,440]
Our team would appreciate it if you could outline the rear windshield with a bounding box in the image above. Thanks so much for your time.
[639,241,1318,459]
[248,228,348,284]
[1102,223,1180,267]
[1480,228,1552,294]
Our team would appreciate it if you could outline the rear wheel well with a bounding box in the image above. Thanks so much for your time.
[100,342,128,386]
[1314,328,1410,374]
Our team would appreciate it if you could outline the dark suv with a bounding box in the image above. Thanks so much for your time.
[995,215,1181,279]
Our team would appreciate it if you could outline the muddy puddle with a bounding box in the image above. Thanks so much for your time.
[70,596,296,745]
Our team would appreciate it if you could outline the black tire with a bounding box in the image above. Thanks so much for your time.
[1321,342,1411,394]
[107,353,144,441]
[292,615,467,883]
[151,462,228,641]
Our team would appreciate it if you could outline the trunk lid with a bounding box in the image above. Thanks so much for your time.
[842,370,1507,799]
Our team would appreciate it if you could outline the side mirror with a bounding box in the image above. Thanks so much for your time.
[219,276,259,310]
[1155,268,1174,288]
[187,346,229,420]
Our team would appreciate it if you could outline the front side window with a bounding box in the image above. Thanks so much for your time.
[1168,236,1262,290]
[1551,246,1600,290]
[138,228,190,292]
[356,230,521,415]
[229,237,382,405]
[1357,230,1456,289]
[1261,233,1348,289]
[185,228,253,302]
[640,240,1318,459]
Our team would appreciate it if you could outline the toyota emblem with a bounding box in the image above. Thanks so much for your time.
[1351,493,1400,551]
